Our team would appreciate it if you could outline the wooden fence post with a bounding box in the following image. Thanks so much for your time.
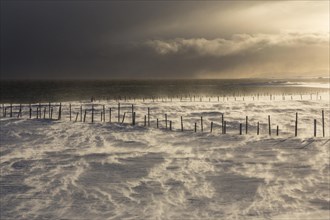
[276,125,279,136]
[91,104,94,123]
[257,122,259,135]
[132,112,136,126]
[10,104,12,117]
[58,103,62,120]
[131,104,134,125]
[122,113,126,124]
[156,118,159,128]
[80,105,82,122]
[118,103,120,123]
[210,122,213,133]
[165,114,168,129]
[268,115,271,136]
[224,121,227,134]
[103,105,105,122]
[314,119,317,137]
[69,104,72,121]
[322,110,325,137]
[144,115,146,126]
[295,112,298,137]
[181,116,183,131]
[148,107,150,126]
[170,121,172,131]
[201,116,203,132]
[75,112,79,122]
[221,114,224,134]
[50,107,53,119]
[239,123,242,135]
[245,116,248,134]
[109,108,112,123]
[83,110,87,122]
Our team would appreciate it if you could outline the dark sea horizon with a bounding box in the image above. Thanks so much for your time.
[0,78,329,103]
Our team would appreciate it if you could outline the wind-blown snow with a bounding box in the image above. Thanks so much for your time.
[1,93,329,219]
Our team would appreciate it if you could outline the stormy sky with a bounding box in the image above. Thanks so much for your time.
[1,1,329,80]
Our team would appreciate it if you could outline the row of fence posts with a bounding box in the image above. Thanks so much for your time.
[0,103,326,137]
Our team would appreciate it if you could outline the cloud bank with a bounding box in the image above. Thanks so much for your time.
[146,33,329,56]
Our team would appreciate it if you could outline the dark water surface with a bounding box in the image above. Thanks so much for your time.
[0,79,328,103]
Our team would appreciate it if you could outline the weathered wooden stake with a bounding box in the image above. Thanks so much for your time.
[201,116,203,132]
[69,104,72,121]
[295,112,298,137]
[132,112,136,125]
[80,105,82,122]
[48,102,51,118]
[257,122,260,135]
[75,112,79,122]
[224,121,227,134]
[83,110,87,122]
[268,115,271,136]
[131,104,134,124]
[50,107,53,119]
[144,115,146,126]
[169,121,172,131]
[210,122,213,133]
[109,108,112,123]
[221,114,224,134]
[156,118,159,128]
[322,110,325,137]
[37,107,39,119]
[314,119,317,137]
[165,114,168,129]
[91,104,94,123]
[10,104,12,117]
[276,125,279,136]
[239,123,242,135]
[122,112,126,124]
[118,103,120,123]
[43,107,46,119]
[181,116,183,132]
[58,103,62,120]
[194,122,197,132]
[245,116,248,134]
[148,107,150,126]
[103,105,105,122]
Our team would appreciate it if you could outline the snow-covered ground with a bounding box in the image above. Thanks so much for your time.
[1,93,329,219]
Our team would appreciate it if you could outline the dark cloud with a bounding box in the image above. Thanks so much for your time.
[1,1,328,79]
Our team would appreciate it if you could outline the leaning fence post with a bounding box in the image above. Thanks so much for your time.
[295,112,298,137]
[83,109,87,122]
[322,110,325,137]
[122,113,126,124]
[75,112,79,122]
[210,122,213,133]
